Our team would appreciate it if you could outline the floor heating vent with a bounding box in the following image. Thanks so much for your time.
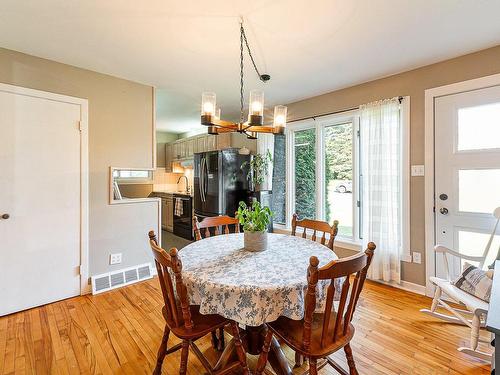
[91,263,153,295]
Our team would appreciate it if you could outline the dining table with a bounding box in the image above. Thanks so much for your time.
[179,232,341,374]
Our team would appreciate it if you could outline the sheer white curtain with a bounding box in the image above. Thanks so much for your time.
[360,98,402,283]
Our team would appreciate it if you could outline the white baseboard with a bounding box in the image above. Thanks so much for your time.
[370,278,426,295]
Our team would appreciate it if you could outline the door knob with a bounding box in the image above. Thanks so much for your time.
[439,207,449,215]
[1,213,10,219]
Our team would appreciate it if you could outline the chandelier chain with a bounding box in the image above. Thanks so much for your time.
[240,23,245,124]
[240,24,264,82]
[239,21,266,124]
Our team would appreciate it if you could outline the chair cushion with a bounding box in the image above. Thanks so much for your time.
[453,263,493,303]
[430,276,489,313]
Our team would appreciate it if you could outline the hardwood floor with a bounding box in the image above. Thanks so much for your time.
[0,279,491,374]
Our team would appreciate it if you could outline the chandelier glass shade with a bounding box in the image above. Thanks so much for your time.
[200,21,287,139]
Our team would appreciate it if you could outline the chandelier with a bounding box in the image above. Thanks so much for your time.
[200,20,287,139]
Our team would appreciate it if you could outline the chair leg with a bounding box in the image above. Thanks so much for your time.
[470,313,481,350]
[179,340,190,375]
[344,343,358,375]
[255,326,273,375]
[211,330,219,350]
[153,325,170,375]
[294,352,304,368]
[309,358,318,375]
[231,322,249,375]
[430,286,442,312]
[218,327,225,351]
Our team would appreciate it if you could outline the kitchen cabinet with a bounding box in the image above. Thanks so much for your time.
[172,142,179,160]
[164,144,173,172]
[186,138,194,157]
[160,196,174,232]
[161,198,168,230]
[167,133,257,167]
[217,133,232,150]
[179,141,186,159]
[196,136,206,154]
[206,135,217,151]
[166,197,174,231]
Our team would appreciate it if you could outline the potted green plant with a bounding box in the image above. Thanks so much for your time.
[241,150,273,191]
[236,200,273,252]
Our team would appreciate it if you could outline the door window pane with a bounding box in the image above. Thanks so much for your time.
[294,128,316,219]
[458,229,500,268]
[324,122,353,237]
[458,102,500,151]
[458,169,500,213]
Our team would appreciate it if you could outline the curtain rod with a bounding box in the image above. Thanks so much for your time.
[287,96,404,124]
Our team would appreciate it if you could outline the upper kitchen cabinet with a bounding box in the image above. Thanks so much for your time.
[186,138,195,156]
[206,134,218,151]
[164,143,173,172]
[167,133,256,165]
[156,131,178,170]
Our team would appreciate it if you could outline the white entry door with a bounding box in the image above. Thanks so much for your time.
[434,85,500,279]
[0,85,86,316]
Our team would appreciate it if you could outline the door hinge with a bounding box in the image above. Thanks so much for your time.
[356,130,360,137]
[356,200,360,208]
[78,121,82,132]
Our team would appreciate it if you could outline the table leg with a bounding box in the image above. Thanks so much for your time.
[216,324,292,374]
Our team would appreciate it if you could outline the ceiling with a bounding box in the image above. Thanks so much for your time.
[1,1,500,133]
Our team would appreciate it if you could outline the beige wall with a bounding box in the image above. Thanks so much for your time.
[286,45,500,286]
[0,48,158,277]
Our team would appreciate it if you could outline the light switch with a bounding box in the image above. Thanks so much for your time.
[411,165,425,177]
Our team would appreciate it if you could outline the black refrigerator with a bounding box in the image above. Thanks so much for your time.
[194,149,251,220]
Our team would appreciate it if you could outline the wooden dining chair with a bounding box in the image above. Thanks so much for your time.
[148,231,249,375]
[192,214,241,350]
[193,215,240,241]
[291,213,339,251]
[256,242,376,375]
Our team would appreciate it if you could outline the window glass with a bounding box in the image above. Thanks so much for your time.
[271,134,286,225]
[294,128,316,219]
[324,122,353,237]
[115,170,151,179]
[458,169,500,213]
[458,102,500,151]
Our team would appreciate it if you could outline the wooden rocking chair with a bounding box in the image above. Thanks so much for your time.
[421,207,500,361]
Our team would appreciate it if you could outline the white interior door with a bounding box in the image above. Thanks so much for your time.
[434,85,500,279]
[0,86,84,316]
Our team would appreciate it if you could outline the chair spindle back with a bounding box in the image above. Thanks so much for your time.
[302,242,376,350]
[291,213,339,250]
[148,231,192,330]
[193,215,240,241]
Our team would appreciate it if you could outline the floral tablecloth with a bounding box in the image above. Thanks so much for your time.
[179,233,340,326]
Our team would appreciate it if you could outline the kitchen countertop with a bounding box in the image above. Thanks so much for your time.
[150,191,193,198]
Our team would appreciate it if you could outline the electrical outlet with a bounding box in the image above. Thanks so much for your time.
[412,252,422,264]
[110,253,122,265]
[411,165,425,177]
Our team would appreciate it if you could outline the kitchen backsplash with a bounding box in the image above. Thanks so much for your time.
[152,168,183,191]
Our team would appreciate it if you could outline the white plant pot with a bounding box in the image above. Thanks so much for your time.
[244,230,268,252]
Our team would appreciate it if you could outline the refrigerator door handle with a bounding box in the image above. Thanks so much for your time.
[203,157,209,202]
[200,157,206,202]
